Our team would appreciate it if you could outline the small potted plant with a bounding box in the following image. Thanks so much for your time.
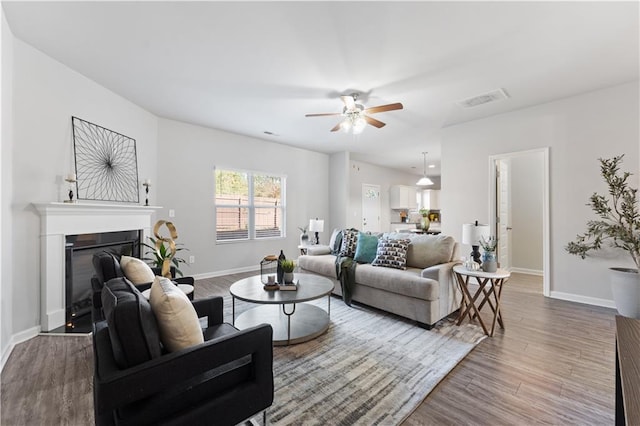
[566,155,640,317]
[479,236,498,272]
[280,259,295,283]
[142,237,189,278]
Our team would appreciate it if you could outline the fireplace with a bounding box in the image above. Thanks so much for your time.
[35,202,159,332]
[65,230,141,332]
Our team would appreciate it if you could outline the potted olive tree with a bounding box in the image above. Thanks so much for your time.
[566,155,640,317]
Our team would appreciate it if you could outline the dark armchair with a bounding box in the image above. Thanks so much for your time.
[92,277,274,426]
[91,251,195,319]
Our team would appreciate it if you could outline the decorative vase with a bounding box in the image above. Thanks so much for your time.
[420,216,430,231]
[283,271,294,284]
[481,251,497,272]
[300,232,309,246]
[610,267,640,318]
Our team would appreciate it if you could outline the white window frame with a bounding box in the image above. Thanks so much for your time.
[214,167,286,243]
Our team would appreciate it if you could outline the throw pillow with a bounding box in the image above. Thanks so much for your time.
[120,256,155,285]
[353,232,379,264]
[331,230,344,255]
[339,228,359,258]
[149,276,204,352]
[328,228,341,250]
[372,238,411,270]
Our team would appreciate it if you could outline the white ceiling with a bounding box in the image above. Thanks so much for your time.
[3,1,639,176]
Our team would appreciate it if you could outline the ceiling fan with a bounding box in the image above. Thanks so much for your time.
[305,93,403,134]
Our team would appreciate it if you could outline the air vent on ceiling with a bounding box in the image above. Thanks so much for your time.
[457,88,509,108]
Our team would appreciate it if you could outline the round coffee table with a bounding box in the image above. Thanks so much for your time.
[229,273,334,346]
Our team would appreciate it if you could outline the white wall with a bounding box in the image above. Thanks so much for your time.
[7,39,159,340]
[442,81,639,306]
[347,159,423,231]
[155,118,329,275]
[1,9,13,364]
[511,152,544,272]
[329,151,350,231]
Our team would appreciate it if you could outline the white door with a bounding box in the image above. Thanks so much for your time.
[362,184,381,232]
[496,160,512,270]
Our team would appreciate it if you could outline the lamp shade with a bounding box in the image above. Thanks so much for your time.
[308,219,324,233]
[416,176,434,186]
[462,223,490,246]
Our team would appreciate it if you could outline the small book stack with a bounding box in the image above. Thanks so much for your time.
[263,284,279,291]
[279,280,298,291]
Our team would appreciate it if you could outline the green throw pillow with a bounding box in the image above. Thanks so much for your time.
[354,232,379,264]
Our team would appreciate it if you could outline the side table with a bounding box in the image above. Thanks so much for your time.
[452,265,510,336]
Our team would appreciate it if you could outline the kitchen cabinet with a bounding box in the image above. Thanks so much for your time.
[421,189,440,210]
[390,185,418,209]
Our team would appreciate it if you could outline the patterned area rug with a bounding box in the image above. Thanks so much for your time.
[222,295,486,425]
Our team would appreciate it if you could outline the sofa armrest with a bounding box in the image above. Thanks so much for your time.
[421,260,460,282]
[306,245,331,256]
[94,322,273,413]
[421,261,463,319]
[191,296,224,326]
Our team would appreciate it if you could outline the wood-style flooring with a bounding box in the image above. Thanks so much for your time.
[1,272,616,425]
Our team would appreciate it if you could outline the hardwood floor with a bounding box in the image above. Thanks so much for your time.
[1,272,616,425]
[403,273,616,425]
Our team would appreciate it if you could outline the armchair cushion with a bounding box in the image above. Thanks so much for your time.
[149,276,204,352]
[101,278,162,369]
[120,255,156,285]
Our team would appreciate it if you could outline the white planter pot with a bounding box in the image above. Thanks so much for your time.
[610,267,640,318]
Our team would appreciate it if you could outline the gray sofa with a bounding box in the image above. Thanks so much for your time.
[297,232,461,328]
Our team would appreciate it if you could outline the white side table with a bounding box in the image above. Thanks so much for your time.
[141,284,194,300]
[452,265,510,336]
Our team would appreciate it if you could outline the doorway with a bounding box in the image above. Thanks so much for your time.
[489,148,550,297]
[361,184,381,232]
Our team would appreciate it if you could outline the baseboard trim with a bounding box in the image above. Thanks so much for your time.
[510,267,543,276]
[549,291,616,310]
[192,265,260,281]
[1,325,41,373]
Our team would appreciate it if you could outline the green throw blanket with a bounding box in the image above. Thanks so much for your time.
[335,255,357,306]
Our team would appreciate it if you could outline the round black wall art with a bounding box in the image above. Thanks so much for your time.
[72,116,139,203]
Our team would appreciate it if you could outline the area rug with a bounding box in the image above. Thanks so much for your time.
[223,296,486,426]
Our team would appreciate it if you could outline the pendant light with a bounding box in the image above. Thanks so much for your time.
[416,152,434,186]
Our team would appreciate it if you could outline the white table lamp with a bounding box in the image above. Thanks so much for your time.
[308,218,324,245]
[462,221,490,265]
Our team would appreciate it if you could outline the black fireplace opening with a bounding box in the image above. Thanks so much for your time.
[63,230,141,333]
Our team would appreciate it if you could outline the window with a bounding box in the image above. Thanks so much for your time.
[215,168,285,242]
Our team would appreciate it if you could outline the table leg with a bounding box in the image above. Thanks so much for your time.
[232,296,236,326]
[489,278,506,335]
[282,303,297,345]
[456,273,489,335]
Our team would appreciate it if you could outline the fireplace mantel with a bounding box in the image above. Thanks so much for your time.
[35,202,161,331]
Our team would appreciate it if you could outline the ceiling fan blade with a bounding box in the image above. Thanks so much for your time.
[305,112,342,117]
[364,115,386,128]
[364,102,404,114]
[330,122,342,132]
[341,95,356,110]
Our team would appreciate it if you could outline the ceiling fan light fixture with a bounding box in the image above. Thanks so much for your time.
[416,151,434,186]
[353,116,367,134]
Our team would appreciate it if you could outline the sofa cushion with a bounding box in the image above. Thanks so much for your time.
[120,255,155,285]
[405,234,456,269]
[372,238,410,270]
[149,276,204,352]
[354,232,379,264]
[355,264,439,301]
[339,228,359,258]
[298,254,338,279]
[101,277,162,369]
